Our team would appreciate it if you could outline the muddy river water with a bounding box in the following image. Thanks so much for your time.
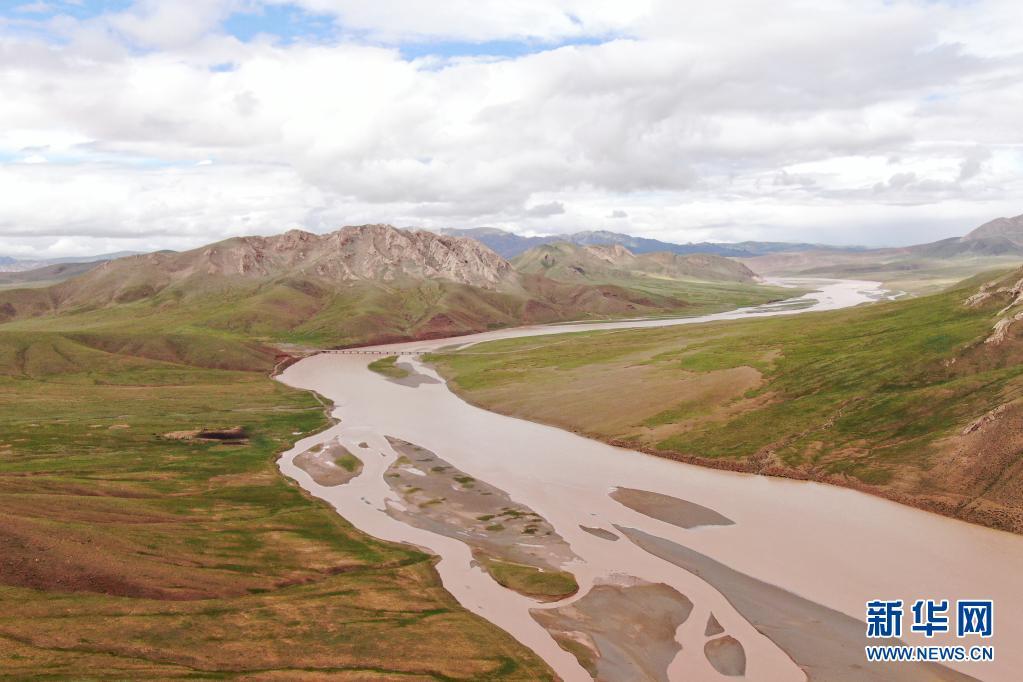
[277,280,1023,681]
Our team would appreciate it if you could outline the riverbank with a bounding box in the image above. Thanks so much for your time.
[429,274,1023,534]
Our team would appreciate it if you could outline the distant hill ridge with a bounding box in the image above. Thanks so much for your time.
[438,226,862,259]
[0,251,141,273]
[738,213,1023,292]
[513,242,758,283]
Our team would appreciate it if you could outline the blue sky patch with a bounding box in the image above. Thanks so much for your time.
[2,0,132,21]
[399,35,610,61]
[223,3,337,44]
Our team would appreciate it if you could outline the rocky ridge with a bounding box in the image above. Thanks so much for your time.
[89,224,515,292]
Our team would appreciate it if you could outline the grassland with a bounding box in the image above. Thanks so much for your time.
[0,268,797,350]
[477,557,579,601]
[0,330,554,679]
[430,270,1023,533]
[368,355,410,379]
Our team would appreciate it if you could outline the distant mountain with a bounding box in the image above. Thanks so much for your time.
[0,225,777,348]
[0,251,143,273]
[436,227,552,259]
[740,213,1023,293]
[963,215,1023,245]
[438,227,863,259]
[907,235,1023,259]
[513,242,758,283]
[897,214,1023,259]
[558,230,751,257]
[0,261,102,288]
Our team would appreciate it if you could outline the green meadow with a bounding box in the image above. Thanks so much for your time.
[0,330,553,679]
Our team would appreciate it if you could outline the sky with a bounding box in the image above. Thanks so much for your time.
[0,0,1022,258]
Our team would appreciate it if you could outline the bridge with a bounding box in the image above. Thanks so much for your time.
[316,349,425,356]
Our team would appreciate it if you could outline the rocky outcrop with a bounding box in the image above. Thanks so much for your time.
[963,267,1023,344]
[986,311,1023,345]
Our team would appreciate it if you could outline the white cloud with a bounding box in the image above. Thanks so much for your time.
[525,201,566,217]
[280,0,648,43]
[0,0,1022,257]
[104,0,240,49]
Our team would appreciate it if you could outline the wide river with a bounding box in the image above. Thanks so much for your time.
[277,280,1023,681]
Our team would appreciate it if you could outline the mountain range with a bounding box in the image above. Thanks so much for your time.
[437,227,860,259]
[0,225,780,348]
[5,212,1021,334]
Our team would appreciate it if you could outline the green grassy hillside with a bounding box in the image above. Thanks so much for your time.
[431,269,1023,533]
[0,273,793,349]
[0,330,553,679]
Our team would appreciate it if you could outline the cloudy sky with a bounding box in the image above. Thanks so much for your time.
[1,0,1021,258]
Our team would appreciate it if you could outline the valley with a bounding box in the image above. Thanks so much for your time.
[6,4,1022,678]
[3,222,1023,680]
[0,225,799,679]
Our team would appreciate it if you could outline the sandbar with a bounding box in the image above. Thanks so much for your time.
[616,526,975,681]
[383,437,578,600]
[293,439,363,486]
[610,487,734,529]
[531,578,692,682]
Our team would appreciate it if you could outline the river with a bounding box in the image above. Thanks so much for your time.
[277,279,1023,682]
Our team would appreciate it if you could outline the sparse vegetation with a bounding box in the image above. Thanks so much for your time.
[368,354,410,379]
[336,452,361,472]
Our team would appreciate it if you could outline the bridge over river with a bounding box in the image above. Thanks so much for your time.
[316,349,425,356]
